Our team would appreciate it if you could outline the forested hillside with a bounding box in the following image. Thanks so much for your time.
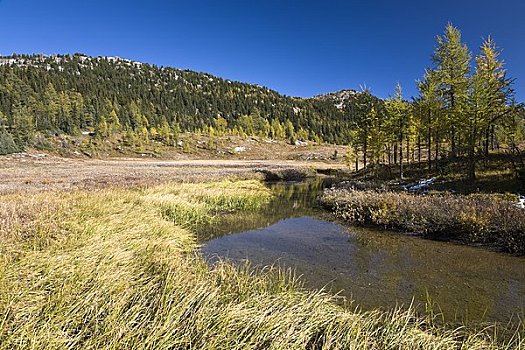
[0,53,352,149]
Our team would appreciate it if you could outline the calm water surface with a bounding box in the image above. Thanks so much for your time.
[200,180,525,324]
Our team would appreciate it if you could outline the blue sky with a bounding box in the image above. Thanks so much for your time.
[1,0,524,101]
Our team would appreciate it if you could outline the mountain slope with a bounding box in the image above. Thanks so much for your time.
[0,53,357,147]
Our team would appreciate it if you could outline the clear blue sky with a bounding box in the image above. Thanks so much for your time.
[1,0,524,101]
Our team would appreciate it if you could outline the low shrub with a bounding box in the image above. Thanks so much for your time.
[0,129,20,155]
[321,188,525,254]
[257,167,317,181]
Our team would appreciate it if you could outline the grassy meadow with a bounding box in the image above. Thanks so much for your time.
[0,179,523,349]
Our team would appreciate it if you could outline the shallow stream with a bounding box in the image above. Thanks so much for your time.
[200,180,525,324]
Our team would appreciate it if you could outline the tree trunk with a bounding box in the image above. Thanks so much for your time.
[406,135,410,166]
[418,134,421,167]
[467,122,477,181]
[484,126,490,158]
[467,146,476,180]
[490,124,495,151]
[399,134,404,179]
[393,143,398,164]
[451,125,456,159]
[363,139,367,170]
[428,111,432,171]
[457,132,461,158]
[435,137,440,171]
[450,89,457,159]
[411,141,415,163]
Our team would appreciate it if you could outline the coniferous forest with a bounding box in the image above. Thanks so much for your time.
[0,52,349,146]
[0,24,524,180]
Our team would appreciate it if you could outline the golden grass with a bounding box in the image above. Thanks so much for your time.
[321,188,525,254]
[0,180,522,349]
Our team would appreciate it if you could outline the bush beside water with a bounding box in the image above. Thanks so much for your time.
[321,188,525,254]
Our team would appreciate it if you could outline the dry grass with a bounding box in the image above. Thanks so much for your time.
[321,188,525,254]
[0,154,347,194]
[0,180,522,349]
[28,132,350,163]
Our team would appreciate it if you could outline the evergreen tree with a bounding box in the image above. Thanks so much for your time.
[212,115,228,135]
[108,109,121,134]
[95,115,109,138]
[433,23,471,159]
[385,84,410,178]
[417,69,443,170]
[0,128,19,155]
[466,37,513,179]
[284,120,295,141]
[271,118,285,139]
[11,104,34,146]
[347,88,387,170]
